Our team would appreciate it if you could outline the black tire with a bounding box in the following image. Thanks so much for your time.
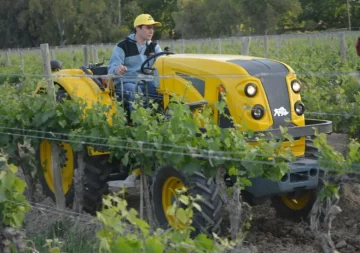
[152,166,223,236]
[305,137,319,159]
[82,155,113,214]
[271,189,317,221]
[56,88,70,102]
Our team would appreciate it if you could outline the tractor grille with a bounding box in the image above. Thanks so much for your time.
[228,59,292,129]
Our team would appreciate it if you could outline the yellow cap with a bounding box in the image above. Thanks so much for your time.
[134,14,162,28]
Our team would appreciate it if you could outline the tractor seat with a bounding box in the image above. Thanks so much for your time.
[90,66,108,76]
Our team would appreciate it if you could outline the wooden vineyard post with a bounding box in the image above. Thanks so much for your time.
[6,50,10,66]
[20,51,24,73]
[73,151,85,213]
[241,37,251,56]
[93,46,99,63]
[264,33,269,58]
[83,45,89,66]
[50,50,56,60]
[218,38,222,54]
[40,43,66,210]
[339,32,346,63]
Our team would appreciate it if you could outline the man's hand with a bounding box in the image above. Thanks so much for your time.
[116,65,127,75]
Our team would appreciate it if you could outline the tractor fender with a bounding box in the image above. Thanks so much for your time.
[34,69,115,110]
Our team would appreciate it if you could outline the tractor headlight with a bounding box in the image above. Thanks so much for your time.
[251,105,264,120]
[291,80,301,93]
[245,83,257,97]
[294,101,305,115]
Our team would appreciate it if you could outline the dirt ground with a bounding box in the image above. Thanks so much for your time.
[243,133,360,253]
[23,133,360,253]
[243,183,360,253]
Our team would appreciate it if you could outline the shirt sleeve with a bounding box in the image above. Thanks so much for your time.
[108,46,125,75]
[154,43,162,53]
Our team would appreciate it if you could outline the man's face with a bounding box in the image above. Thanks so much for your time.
[137,25,155,40]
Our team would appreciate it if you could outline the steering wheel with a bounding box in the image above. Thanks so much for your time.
[80,66,105,91]
[140,50,174,75]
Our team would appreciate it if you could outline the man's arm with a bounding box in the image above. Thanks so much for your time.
[108,46,126,75]
[154,43,162,54]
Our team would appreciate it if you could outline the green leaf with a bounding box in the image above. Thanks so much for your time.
[145,236,165,253]
[0,188,6,202]
[112,237,139,253]
[7,164,18,174]
[239,177,252,187]
[181,161,201,175]
[41,109,55,124]
[179,195,189,206]
[58,120,67,128]
[122,152,129,166]
[13,178,27,194]
[193,202,202,212]
[135,218,150,237]
[195,233,214,250]
[10,209,25,228]
[228,166,238,176]
[167,205,176,216]
[224,137,231,148]
[50,247,61,253]
[175,208,189,224]
[3,173,15,190]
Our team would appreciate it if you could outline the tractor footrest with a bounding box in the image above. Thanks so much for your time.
[107,174,138,189]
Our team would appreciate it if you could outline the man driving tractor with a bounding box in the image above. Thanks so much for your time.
[108,14,163,113]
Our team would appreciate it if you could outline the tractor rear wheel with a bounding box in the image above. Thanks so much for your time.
[38,87,74,205]
[38,87,115,212]
[39,140,76,206]
[82,155,113,214]
[39,143,114,212]
[152,166,223,236]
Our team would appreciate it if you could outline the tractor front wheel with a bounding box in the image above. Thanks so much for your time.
[271,189,317,221]
[152,166,223,236]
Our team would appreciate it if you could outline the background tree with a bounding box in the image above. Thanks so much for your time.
[240,0,303,34]
[203,0,243,37]
[136,0,178,39]
[1,0,360,49]
[27,0,76,46]
[0,0,32,48]
[172,0,207,39]
[299,0,360,30]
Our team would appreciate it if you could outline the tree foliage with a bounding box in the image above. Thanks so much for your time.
[298,0,360,30]
[1,0,360,48]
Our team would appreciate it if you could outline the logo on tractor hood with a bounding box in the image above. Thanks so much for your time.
[274,107,289,117]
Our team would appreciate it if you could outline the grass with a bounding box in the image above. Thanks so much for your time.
[29,220,99,253]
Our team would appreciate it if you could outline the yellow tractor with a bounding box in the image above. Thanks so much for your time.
[36,49,332,236]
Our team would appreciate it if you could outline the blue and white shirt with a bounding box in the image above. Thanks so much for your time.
[108,33,162,85]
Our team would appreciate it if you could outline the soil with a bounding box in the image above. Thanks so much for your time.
[243,133,360,253]
[22,133,360,253]
[243,183,360,253]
